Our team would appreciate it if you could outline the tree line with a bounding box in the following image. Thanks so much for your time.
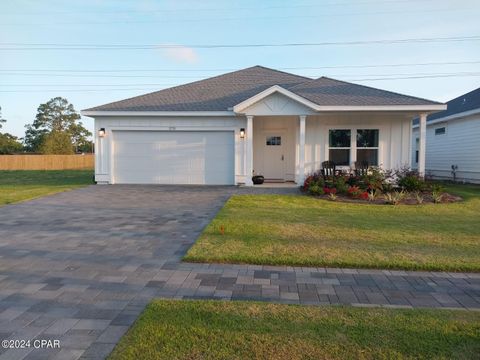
[0,97,92,155]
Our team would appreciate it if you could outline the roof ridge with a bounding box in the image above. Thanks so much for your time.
[252,65,312,81]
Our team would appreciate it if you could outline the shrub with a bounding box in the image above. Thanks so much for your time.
[303,175,315,192]
[361,167,387,193]
[323,187,337,195]
[346,175,360,187]
[395,166,426,192]
[398,175,426,192]
[347,185,362,198]
[334,176,349,194]
[431,183,445,193]
[303,173,324,192]
[308,184,324,196]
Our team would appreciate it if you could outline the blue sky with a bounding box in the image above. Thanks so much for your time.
[1,0,479,138]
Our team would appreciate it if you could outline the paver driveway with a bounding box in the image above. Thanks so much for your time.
[0,185,478,360]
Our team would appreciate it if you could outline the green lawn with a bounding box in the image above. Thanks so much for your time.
[0,170,94,206]
[185,184,480,272]
[109,300,480,360]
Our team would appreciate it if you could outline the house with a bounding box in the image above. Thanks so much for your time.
[81,66,446,185]
[412,87,480,183]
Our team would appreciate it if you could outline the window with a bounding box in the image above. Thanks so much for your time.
[435,127,446,135]
[266,136,281,146]
[415,138,419,163]
[356,129,379,166]
[329,129,351,165]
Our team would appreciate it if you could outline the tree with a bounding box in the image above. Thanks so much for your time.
[38,131,74,154]
[70,122,93,153]
[23,97,92,153]
[0,106,6,129]
[0,106,23,154]
[0,133,23,154]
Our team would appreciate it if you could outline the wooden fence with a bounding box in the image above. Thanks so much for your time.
[0,154,94,170]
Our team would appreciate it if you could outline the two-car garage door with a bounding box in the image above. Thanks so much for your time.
[112,131,235,185]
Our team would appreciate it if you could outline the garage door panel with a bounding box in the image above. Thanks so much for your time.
[112,131,234,185]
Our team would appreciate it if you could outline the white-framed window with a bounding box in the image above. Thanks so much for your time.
[328,129,351,166]
[328,128,380,166]
[356,129,379,166]
[415,138,419,164]
[435,126,446,135]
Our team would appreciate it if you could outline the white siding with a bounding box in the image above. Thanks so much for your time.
[304,113,412,174]
[94,111,414,185]
[412,114,480,183]
[94,115,246,184]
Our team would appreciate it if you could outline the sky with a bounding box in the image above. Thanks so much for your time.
[1,0,479,138]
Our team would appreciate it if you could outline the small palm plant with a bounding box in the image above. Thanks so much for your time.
[414,191,424,204]
[328,192,337,201]
[384,190,406,205]
[367,190,380,202]
[432,190,444,203]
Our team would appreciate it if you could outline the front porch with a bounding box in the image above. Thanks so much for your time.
[242,112,426,186]
[235,87,432,186]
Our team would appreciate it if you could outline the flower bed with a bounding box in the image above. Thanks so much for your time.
[302,166,462,205]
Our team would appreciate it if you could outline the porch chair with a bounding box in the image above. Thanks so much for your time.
[321,161,336,180]
[354,160,369,177]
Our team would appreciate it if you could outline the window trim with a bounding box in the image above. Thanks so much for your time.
[356,129,379,166]
[415,138,419,164]
[328,129,351,166]
[434,126,447,136]
[327,127,380,167]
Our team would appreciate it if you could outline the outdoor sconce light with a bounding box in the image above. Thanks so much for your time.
[98,128,106,137]
[240,128,245,139]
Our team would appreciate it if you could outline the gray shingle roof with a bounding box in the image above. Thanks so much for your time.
[412,86,480,125]
[84,66,309,112]
[84,65,442,112]
[427,86,480,121]
[289,76,442,106]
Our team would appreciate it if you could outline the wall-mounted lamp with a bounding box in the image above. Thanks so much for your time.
[98,128,106,137]
[240,128,245,139]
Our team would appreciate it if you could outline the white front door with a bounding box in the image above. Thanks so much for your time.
[263,133,285,180]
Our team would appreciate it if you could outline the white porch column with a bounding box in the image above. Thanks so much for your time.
[298,115,306,184]
[418,112,427,178]
[245,115,254,186]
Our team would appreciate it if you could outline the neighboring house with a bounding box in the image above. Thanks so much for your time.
[81,66,445,185]
[412,87,480,183]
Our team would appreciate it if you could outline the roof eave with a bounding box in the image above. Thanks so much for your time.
[81,110,236,117]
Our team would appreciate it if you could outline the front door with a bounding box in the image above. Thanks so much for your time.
[263,133,285,180]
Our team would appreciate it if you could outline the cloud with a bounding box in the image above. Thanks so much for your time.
[159,44,199,64]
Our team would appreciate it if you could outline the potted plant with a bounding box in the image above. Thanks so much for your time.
[252,174,264,185]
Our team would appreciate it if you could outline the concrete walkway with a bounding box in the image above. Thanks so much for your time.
[0,185,478,360]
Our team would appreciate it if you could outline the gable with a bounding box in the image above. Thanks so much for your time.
[240,91,316,116]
